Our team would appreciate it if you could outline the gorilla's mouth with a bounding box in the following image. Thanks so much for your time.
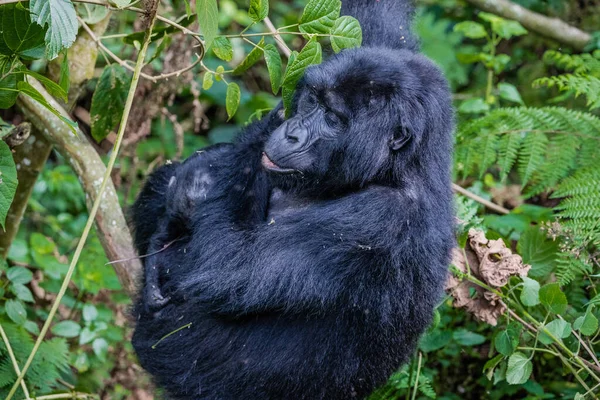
[261,152,296,174]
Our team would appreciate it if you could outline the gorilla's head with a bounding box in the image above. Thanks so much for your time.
[262,47,453,194]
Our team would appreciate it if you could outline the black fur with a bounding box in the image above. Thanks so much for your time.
[130,1,454,398]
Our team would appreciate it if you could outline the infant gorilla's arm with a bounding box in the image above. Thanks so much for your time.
[132,106,284,311]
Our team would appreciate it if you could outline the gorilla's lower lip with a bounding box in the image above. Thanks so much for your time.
[261,152,296,174]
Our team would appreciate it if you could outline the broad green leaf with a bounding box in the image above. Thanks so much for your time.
[30,0,78,60]
[59,51,70,93]
[498,83,524,105]
[6,299,27,325]
[282,39,322,112]
[24,320,40,335]
[454,21,487,39]
[453,329,486,346]
[539,283,568,314]
[330,16,362,53]
[90,65,130,142]
[51,320,81,338]
[520,276,540,307]
[518,227,558,278]
[574,307,599,336]
[0,141,17,229]
[299,0,341,35]
[12,283,34,303]
[458,98,490,114]
[539,319,571,345]
[215,65,225,81]
[76,3,109,24]
[264,44,282,93]
[226,82,241,120]
[212,36,233,62]
[93,338,109,361]
[419,330,451,353]
[0,56,24,108]
[0,4,46,59]
[79,326,96,344]
[202,72,214,90]
[248,0,269,22]
[82,304,99,322]
[110,0,132,7]
[494,322,521,356]
[233,38,265,75]
[506,352,532,385]
[21,70,67,102]
[196,0,219,48]
[483,354,504,381]
[478,12,527,39]
[7,266,33,285]
[17,81,78,133]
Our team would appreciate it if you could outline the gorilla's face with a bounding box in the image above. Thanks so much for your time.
[262,47,451,192]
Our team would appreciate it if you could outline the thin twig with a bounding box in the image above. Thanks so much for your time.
[453,184,510,215]
[506,307,536,332]
[264,17,291,57]
[560,315,600,371]
[4,4,160,400]
[0,323,30,398]
[411,352,423,400]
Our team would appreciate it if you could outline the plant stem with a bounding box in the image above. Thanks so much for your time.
[411,352,423,400]
[0,323,30,398]
[4,6,158,400]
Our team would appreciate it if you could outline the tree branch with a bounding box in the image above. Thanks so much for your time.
[463,0,592,51]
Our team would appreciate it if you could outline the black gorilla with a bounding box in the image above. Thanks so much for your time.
[130,0,454,398]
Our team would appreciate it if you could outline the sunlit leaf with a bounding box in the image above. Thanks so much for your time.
[30,0,78,60]
[0,141,17,229]
[212,36,233,62]
[263,44,282,93]
[299,0,341,35]
[196,0,219,48]
[226,82,240,120]
[330,16,362,53]
[248,0,269,22]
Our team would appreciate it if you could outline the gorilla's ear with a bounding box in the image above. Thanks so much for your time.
[389,126,412,151]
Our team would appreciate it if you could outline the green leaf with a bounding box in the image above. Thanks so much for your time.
[233,38,265,75]
[282,39,322,112]
[82,304,98,322]
[458,98,490,114]
[17,80,78,133]
[506,352,532,385]
[196,0,219,48]
[21,70,68,102]
[248,0,269,22]
[539,319,571,345]
[263,44,282,94]
[76,3,109,24]
[520,276,540,307]
[109,0,132,7]
[7,266,33,285]
[59,51,70,93]
[0,56,24,108]
[225,82,240,120]
[517,227,558,278]
[12,283,34,303]
[24,320,40,335]
[419,330,451,352]
[494,322,521,356]
[539,283,568,314]
[0,4,46,59]
[498,83,524,105]
[6,299,27,325]
[90,65,131,142]
[212,36,233,62]
[51,320,81,338]
[454,21,487,39]
[478,13,527,39]
[202,72,214,90]
[574,307,599,336]
[0,141,18,229]
[453,329,486,346]
[30,0,78,60]
[299,0,341,35]
[215,65,225,81]
[330,16,362,53]
[93,338,109,361]
[79,326,96,344]
[483,354,504,381]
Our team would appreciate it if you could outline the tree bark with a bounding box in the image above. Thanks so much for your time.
[16,80,141,296]
[464,0,592,51]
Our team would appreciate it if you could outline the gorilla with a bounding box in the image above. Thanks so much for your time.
[130,0,454,399]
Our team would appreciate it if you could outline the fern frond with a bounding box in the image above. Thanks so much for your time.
[534,75,600,109]
[517,132,548,186]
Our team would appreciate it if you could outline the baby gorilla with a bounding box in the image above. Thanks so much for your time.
[130,0,455,399]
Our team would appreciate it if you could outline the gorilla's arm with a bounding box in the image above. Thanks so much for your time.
[173,186,439,316]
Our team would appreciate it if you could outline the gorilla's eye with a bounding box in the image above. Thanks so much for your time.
[306,92,318,107]
[325,111,342,128]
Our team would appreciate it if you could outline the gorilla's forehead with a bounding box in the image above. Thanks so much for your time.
[304,48,428,101]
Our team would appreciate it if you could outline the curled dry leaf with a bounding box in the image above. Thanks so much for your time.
[446,229,531,326]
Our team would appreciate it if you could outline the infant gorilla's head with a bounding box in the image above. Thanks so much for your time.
[262,47,453,194]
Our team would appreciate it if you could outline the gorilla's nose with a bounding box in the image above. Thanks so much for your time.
[283,121,308,149]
